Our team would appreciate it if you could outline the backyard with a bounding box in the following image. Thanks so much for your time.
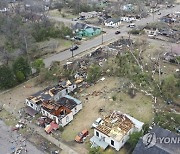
[60,77,154,153]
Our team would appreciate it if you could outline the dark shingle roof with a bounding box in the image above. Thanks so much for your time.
[105,18,120,23]
[133,126,180,154]
[73,23,87,31]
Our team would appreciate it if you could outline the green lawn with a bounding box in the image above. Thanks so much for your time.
[49,9,78,19]
[35,38,72,58]
[0,109,18,126]
[108,92,154,124]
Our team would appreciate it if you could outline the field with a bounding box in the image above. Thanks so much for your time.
[60,77,154,153]
[36,38,72,58]
[0,78,47,115]
[49,9,77,19]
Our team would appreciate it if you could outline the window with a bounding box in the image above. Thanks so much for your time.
[96,131,99,137]
[66,116,69,122]
[75,107,77,113]
[30,103,33,107]
[111,140,114,146]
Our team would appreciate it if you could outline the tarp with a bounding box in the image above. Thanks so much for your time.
[45,121,59,134]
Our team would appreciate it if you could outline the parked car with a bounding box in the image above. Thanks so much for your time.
[70,45,79,51]
[158,12,161,15]
[74,36,82,40]
[115,31,121,35]
[127,23,136,28]
[75,129,89,143]
[91,118,102,128]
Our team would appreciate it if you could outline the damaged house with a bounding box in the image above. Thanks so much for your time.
[26,80,76,111]
[41,95,82,127]
[41,101,73,127]
[90,111,144,151]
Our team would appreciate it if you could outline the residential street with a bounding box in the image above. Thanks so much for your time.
[44,5,180,67]
[0,120,44,154]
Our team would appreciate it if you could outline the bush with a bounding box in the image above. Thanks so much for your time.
[16,71,25,82]
[0,65,16,89]
[32,59,45,73]
[129,29,145,35]
[59,126,64,132]
[154,112,180,132]
[13,57,31,78]
[112,95,117,101]
[86,64,101,83]
[127,131,143,149]
[32,22,73,42]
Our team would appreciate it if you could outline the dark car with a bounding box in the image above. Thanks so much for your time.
[115,31,121,34]
[74,36,82,40]
[70,45,79,51]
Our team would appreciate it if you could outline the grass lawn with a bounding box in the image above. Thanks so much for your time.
[0,109,18,126]
[61,77,154,153]
[49,9,78,19]
[107,92,154,123]
[36,38,72,58]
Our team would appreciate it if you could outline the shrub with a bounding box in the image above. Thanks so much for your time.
[13,57,31,78]
[16,71,25,82]
[32,59,45,73]
[86,64,101,83]
[112,95,117,101]
[0,65,16,89]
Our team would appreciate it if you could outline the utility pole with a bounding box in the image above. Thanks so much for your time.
[152,7,155,21]
[101,22,104,44]
[71,42,74,58]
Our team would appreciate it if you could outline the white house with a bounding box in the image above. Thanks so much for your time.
[121,17,136,23]
[90,111,144,151]
[41,101,74,127]
[40,95,82,127]
[26,81,77,111]
[104,18,121,28]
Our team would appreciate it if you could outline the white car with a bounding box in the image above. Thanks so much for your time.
[127,23,136,28]
[91,118,102,128]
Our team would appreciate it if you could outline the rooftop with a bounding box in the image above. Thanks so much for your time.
[133,126,180,154]
[57,96,79,110]
[27,81,73,105]
[96,111,134,141]
[42,101,71,119]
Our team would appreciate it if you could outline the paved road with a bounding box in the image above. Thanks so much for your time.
[0,120,44,154]
[2,103,78,154]
[44,5,180,67]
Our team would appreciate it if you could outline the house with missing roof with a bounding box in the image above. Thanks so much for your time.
[41,101,74,127]
[40,95,82,127]
[104,18,121,28]
[26,80,76,112]
[90,111,144,151]
[133,126,180,154]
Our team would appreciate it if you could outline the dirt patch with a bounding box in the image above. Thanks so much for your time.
[0,78,47,114]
